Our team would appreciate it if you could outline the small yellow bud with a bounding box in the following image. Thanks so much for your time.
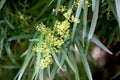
[63,9,72,20]
[59,6,66,13]
[71,15,80,23]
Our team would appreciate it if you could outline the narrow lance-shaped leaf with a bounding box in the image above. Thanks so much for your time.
[47,65,51,80]
[82,0,88,46]
[32,34,44,79]
[71,0,83,41]
[7,34,33,41]
[55,0,61,15]
[91,36,112,54]
[75,40,93,80]
[108,0,118,20]
[39,69,44,80]
[68,50,80,80]
[115,0,120,29]
[5,18,14,30]
[92,0,95,12]
[61,48,76,73]
[85,0,99,55]
[50,52,64,80]
[88,0,99,40]
[0,0,6,10]
[5,42,17,65]
[47,43,63,71]
[50,64,58,80]
[14,32,38,80]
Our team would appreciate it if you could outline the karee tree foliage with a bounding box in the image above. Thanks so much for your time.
[0,0,120,80]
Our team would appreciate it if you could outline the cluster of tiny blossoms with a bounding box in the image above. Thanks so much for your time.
[33,3,80,69]
[58,6,80,23]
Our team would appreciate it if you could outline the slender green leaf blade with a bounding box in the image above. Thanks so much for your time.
[47,43,63,71]
[71,0,83,41]
[115,0,120,28]
[32,34,44,79]
[108,0,118,20]
[55,0,61,15]
[50,64,58,80]
[82,0,88,46]
[5,42,17,65]
[39,69,44,80]
[68,50,80,80]
[5,18,14,30]
[61,48,76,73]
[92,0,95,12]
[91,36,112,54]
[75,40,92,80]
[14,32,38,80]
[7,34,33,41]
[0,0,6,10]
[88,0,99,40]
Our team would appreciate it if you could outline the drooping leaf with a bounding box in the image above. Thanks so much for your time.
[91,36,112,54]
[115,0,120,29]
[47,43,63,71]
[61,48,76,73]
[75,40,92,80]
[0,0,6,10]
[88,0,99,40]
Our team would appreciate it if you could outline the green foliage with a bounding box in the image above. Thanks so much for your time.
[0,0,120,80]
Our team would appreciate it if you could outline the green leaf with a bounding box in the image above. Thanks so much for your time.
[15,48,34,80]
[88,0,99,40]
[47,43,63,71]
[71,0,83,41]
[0,38,4,59]
[91,36,112,54]
[5,42,17,65]
[92,0,95,12]
[75,40,92,80]
[61,48,76,73]
[82,0,88,46]
[39,69,44,80]
[47,65,51,80]
[115,0,120,28]
[111,71,120,80]
[7,34,33,41]
[0,0,6,10]
[68,50,80,80]
[108,0,118,24]
[68,0,74,8]
[31,34,44,80]
[55,0,61,15]
[5,18,14,30]
[50,54,64,80]
[14,32,38,80]
[50,64,58,80]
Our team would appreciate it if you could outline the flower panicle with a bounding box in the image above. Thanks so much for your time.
[33,2,81,69]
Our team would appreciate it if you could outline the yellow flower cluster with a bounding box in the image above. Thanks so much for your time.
[36,22,51,34]
[58,6,66,13]
[33,2,80,69]
[40,53,52,70]
[74,0,80,6]
[55,20,70,38]
[58,5,80,23]
[33,21,67,69]
[63,9,73,20]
